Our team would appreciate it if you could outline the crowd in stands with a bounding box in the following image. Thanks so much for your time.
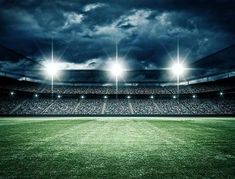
[131,100,160,114]
[211,98,235,114]
[73,99,103,115]
[43,99,79,115]
[0,95,234,115]
[180,99,220,114]
[0,96,23,114]
[105,99,131,114]
[154,99,191,114]
[15,98,54,115]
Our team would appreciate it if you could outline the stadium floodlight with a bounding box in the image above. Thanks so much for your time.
[109,60,125,99]
[104,95,108,99]
[109,61,125,79]
[45,61,60,78]
[43,61,61,96]
[108,42,127,99]
[42,40,63,97]
[170,61,187,77]
[168,41,189,98]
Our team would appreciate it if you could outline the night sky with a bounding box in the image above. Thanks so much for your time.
[0,0,235,72]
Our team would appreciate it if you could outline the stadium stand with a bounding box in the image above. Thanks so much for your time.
[131,100,160,114]
[180,99,220,114]
[105,99,131,115]
[0,76,234,115]
[0,95,234,115]
[0,96,23,114]
[74,99,103,115]
[14,98,54,115]
[0,75,234,95]
[153,99,191,115]
[43,99,79,115]
[211,98,235,114]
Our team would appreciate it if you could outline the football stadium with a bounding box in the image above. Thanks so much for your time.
[0,0,235,178]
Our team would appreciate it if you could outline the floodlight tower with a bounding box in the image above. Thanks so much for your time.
[109,43,124,98]
[170,41,187,97]
[176,40,180,96]
[44,40,60,97]
[51,40,54,96]
[115,42,118,98]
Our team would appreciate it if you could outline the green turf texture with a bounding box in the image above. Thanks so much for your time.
[0,118,234,178]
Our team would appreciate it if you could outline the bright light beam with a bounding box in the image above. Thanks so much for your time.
[43,59,61,97]
[45,61,59,77]
[43,40,61,97]
[169,40,188,97]
[51,40,54,96]
[108,42,125,98]
[170,61,186,77]
[115,41,118,98]
[110,62,124,78]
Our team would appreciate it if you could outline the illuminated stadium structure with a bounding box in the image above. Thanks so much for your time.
[0,44,235,116]
[1,1,235,178]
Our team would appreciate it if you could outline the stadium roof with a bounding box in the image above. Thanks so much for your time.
[192,44,235,70]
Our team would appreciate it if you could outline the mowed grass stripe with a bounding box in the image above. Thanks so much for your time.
[148,120,235,173]
[0,118,234,178]
[0,120,91,158]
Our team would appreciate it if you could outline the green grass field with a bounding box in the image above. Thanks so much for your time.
[0,117,235,178]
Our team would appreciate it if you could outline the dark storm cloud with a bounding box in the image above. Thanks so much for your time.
[0,0,235,71]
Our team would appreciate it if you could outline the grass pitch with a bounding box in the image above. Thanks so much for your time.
[0,117,234,178]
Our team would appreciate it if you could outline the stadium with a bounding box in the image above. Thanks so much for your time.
[0,44,235,116]
[0,1,235,178]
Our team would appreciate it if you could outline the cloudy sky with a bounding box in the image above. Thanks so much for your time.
[0,0,235,72]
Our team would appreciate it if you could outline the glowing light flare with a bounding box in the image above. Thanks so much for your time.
[170,61,187,77]
[104,95,108,99]
[109,61,125,78]
[44,61,60,78]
